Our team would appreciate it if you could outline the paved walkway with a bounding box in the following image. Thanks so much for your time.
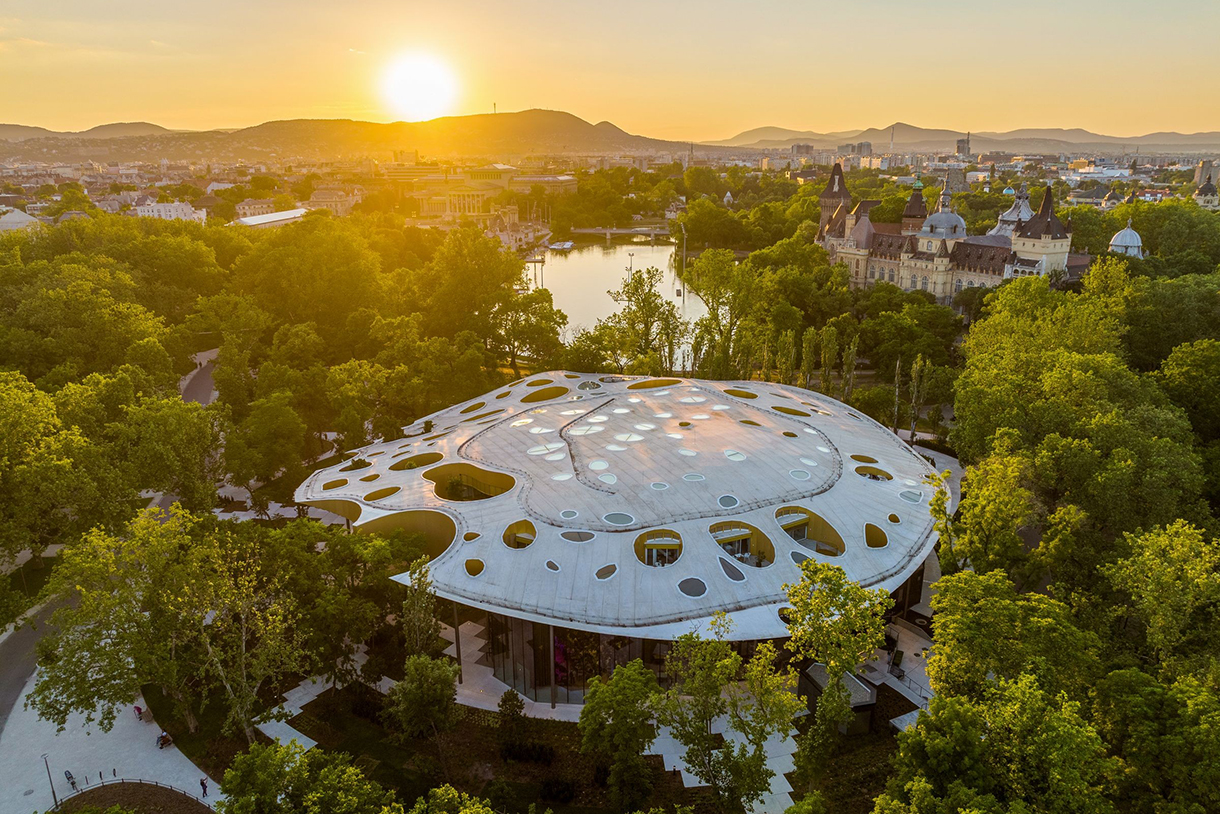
[0,670,217,814]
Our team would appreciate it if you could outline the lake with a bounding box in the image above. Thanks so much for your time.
[529,239,708,335]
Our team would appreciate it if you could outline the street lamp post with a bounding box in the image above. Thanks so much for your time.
[628,251,634,273]
[42,754,58,808]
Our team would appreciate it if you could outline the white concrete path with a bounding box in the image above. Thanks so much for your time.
[0,671,217,814]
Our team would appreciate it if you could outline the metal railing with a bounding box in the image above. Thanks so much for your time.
[52,777,215,811]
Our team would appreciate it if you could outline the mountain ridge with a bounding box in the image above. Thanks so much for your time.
[3,111,1219,160]
[709,121,1220,152]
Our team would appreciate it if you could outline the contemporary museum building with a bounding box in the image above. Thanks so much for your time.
[296,372,941,706]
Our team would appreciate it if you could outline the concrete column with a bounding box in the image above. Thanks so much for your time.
[453,601,463,684]
[549,624,557,708]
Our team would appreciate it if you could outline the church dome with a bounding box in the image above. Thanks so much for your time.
[1109,219,1144,257]
[918,174,967,239]
[921,209,967,238]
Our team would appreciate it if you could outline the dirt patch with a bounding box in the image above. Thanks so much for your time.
[58,781,212,814]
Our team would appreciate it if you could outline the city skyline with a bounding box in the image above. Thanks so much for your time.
[3,0,1219,141]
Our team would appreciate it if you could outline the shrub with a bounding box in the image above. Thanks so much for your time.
[539,777,576,803]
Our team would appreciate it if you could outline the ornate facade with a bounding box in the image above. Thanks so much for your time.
[817,163,1078,304]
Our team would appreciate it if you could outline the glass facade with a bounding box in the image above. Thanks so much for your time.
[481,607,673,704]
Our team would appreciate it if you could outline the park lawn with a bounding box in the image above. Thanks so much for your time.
[140,669,305,782]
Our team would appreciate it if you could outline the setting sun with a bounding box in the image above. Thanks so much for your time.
[380,52,458,122]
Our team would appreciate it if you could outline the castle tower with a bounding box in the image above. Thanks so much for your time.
[902,173,928,234]
[818,163,852,233]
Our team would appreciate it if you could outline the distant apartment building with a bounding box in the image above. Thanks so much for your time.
[837,142,872,156]
[308,188,358,216]
[133,201,206,224]
[235,198,276,218]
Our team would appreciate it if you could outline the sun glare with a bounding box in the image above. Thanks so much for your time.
[381,52,458,122]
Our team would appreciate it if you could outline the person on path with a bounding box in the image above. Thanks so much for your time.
[200,777,208,798]
[134,705,142,720]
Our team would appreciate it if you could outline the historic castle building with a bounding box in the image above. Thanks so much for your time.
[817,164,1085,303]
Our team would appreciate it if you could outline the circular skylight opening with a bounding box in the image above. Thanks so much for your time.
[551,473,573,481]
[791,551,810,565]
[679,449,698,457]
[562,531,594,543]
[650,482,669,490]
[528,427,555,434]
[465,559,485,577]
[683,473,706,482]
[799,457,820,467]
[718,495,740,508]
[634,423,657,431]
[559,409,586,416]
[588,415,608,423]
[510,418,533,427]
[654,412,673,418]
[888,513,901,524]
[790,469,811,481]
[614,433,644,442]
[589,460,609,471]
[598,473,618,485]
[577,381,601,391]
[724,450,747,462]
[817,446,831,453]
[679,396,706,403]
[666,432,684,439]
[545,452,565,461]
[900,490,923,503]
[678,578,707,597]
[528,442,565,455]
[560,510,579,520]
[569,425,604,435]
[612,407,631,414]
[627,397,642,403]
[692,414,710,420]
[603,512,634,526]
[605,444,627,451]
[712,404,731,411]
[595,564,618,580]
[546,560,561,571]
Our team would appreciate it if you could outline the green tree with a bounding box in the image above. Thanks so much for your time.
[218,741,394,814]
[383,654,460,741]
[784,561,892,789]
[926,570,1101,702]
[653,614,801,813]
[399,556,441,659]
[580,659,662,810]
[1104,520,1220,670]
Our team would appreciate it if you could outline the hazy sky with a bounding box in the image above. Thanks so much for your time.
[3,0,1218,141]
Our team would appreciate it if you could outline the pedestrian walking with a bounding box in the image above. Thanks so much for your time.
[134,705,143,721]
[200,777,208,798]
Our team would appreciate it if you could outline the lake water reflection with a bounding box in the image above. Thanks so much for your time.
[529,239,707,334]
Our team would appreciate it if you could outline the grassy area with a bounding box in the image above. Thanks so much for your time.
[58,781,212,814]
[141,685,267,782]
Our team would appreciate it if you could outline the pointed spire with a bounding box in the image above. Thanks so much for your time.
[913,169,923,190]
[939,172,953,211]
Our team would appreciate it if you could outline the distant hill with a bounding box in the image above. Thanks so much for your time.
[4,111,1219,161]
[0,110,713,161]
[0,121,176,142]
[709,121,1220,153]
